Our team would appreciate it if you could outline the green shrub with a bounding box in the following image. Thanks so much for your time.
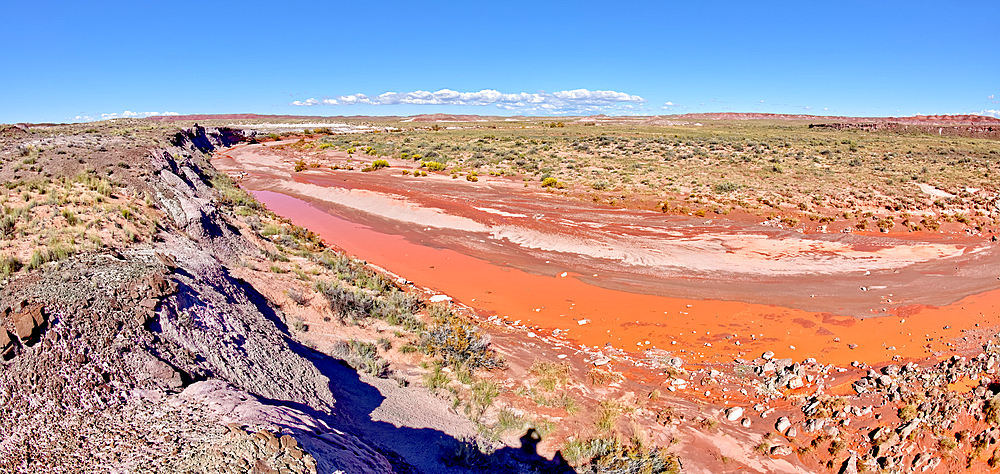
[371,159,389,169]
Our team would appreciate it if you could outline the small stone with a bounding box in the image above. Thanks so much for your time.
[787,376,804,389]
[762,351,775,360]
[741,418,751,428]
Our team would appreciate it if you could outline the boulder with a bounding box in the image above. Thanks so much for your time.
[725,406,744,421]
[762,351,775,360]
[14,313,36,342]
[770,445,793,457]
[787,376,804,389]
[775,417,791,433]
[741,418,751,428]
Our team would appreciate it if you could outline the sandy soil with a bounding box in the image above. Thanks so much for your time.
[214,143,1000,370]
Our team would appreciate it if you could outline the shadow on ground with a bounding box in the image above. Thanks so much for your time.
[233,269,574,473]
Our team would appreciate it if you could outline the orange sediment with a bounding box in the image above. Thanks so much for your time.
[255,190,1000,368]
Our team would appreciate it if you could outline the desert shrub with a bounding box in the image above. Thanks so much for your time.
[564,436,680,473]
[0,254,21,277]
[423,360,450,391]
[984,395,1000,424]
[0,215,15,238]
[714,181,739,193]
[372,291,423,330]
[469,380,500,419]
[316,280,375,322]
[314,252,392,292]
[530,361,571,391]
[211,174,265,211]
[26,244,75,270]
[330,339,389,377]
[419,304,504,371]
[828,438,846,456]
[541,177,564,189]
[595,400,624,433]
[370,159,389,169]
[495,407,526,433]
[286,287,309,305]
[898,404,919,423]
[422,161,446,171]
[466,171,478,182]
[291,318,308,332]
[588,368,622,386]
[938,436,957,452]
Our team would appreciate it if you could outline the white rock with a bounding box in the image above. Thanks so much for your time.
[762,351,775,360]
[429,295,452,303]
[725,406,744,421]
[775,416,791,432]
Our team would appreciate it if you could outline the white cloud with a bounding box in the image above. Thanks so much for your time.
[989,95,995,100]
[73,111,179,122]
[978,109,1000,118]
[290,88,646,114]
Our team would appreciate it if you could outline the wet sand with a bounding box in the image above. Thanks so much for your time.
[216,144,1000,366]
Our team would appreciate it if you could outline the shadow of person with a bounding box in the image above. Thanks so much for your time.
[486,428,575,473]
[520,428,542,456]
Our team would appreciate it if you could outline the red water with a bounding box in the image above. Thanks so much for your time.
[255,190,1000,367]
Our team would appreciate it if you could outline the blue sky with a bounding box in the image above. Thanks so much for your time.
[2,0,997,123]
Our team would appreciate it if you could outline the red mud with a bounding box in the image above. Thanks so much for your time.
[216,144,1000,368]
